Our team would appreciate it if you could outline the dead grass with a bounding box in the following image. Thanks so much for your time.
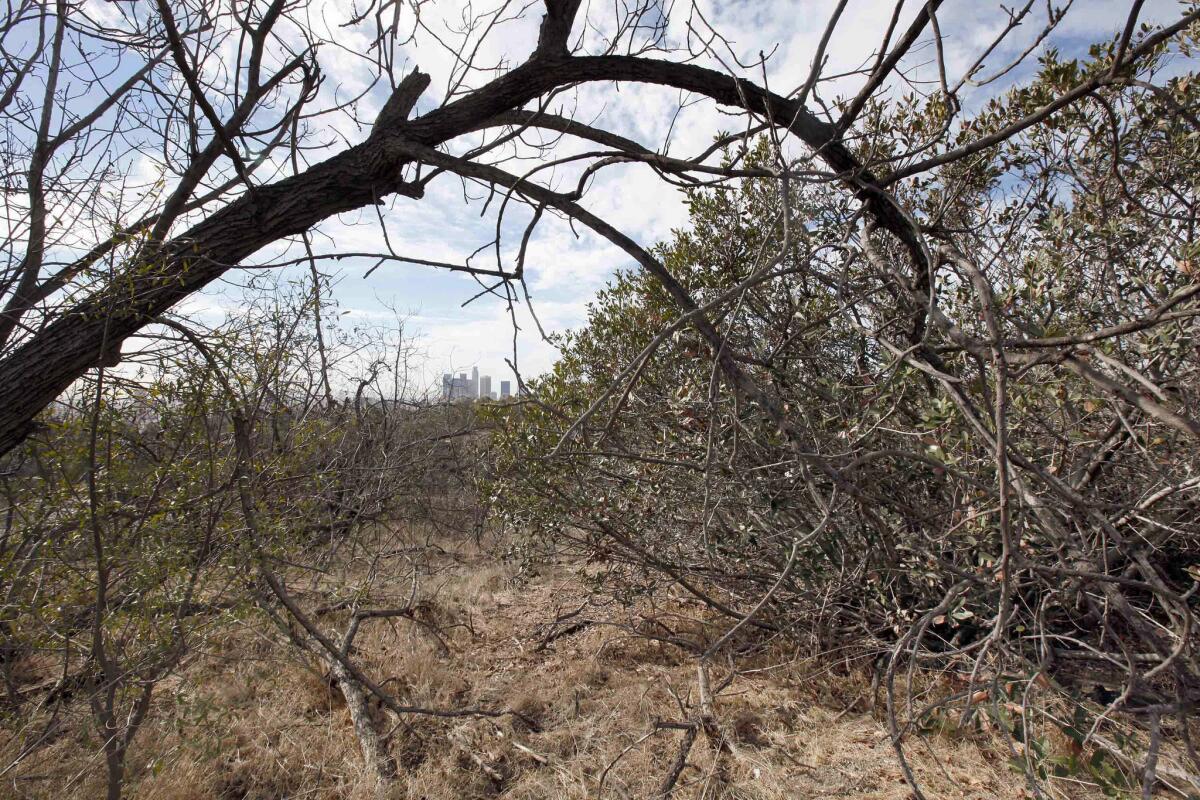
[0,544,1083,799]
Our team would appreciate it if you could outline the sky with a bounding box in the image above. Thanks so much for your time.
[171,0,1193,394]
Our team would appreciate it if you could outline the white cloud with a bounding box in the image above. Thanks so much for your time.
[148,0,1190,388]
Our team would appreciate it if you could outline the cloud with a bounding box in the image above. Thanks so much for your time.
[167,0,1187,387]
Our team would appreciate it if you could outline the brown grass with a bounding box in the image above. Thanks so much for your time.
[1,545,1073,799]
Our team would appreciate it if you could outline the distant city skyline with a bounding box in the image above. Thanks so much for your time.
[441,366,516,401]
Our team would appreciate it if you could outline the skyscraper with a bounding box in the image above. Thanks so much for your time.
[442,372,469,400]
[444,369,504,401]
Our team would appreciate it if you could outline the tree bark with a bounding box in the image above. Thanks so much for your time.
[325,655,397,792]
[0,42,917,457]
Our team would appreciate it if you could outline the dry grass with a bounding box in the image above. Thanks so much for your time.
[1,545,1078,799]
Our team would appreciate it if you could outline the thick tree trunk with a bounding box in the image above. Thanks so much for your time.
[0,140,409,455]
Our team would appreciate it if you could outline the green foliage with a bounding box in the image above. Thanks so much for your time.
[485,36,1200,795]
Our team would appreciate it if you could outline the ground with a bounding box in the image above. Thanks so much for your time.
[2,541,1053,799]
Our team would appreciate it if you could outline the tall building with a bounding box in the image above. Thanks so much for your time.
[443,368,506,401]
[443,372,472,401]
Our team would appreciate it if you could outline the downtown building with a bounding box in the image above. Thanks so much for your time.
[441,367,513,401]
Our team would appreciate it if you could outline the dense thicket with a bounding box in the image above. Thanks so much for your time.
[488,41,1200,795]
[4,0,1200,796]
[0,281,484,798]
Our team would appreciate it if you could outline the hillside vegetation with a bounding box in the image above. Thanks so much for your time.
[3,2,1200,799]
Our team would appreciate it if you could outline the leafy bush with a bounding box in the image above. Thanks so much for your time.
[486,40,1200,793]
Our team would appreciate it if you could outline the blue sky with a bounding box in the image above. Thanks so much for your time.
[166,0,1193,393]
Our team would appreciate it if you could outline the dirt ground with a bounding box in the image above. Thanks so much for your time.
[2,548,1063,799]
